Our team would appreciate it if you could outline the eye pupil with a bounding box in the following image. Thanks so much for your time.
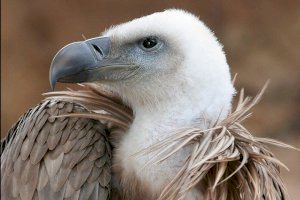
[142,37,157,49]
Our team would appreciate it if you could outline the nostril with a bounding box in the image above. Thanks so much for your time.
[92,44,103,57]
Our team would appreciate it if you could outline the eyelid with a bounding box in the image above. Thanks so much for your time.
[138,36,156,43]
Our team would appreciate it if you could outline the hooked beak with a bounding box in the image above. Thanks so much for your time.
[49,37,131,89]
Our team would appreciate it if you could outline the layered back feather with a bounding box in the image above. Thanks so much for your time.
[0,85,132,200]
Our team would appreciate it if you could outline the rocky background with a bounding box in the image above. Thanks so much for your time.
[2,0,299,197]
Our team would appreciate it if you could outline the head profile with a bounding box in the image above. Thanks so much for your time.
[50,9,235,119]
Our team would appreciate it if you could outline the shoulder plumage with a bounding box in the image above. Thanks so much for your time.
[1,86,132,200]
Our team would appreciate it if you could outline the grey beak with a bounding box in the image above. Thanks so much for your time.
[49,37,111,89]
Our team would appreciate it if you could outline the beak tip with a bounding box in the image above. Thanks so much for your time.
[50,83,55,91]
[49,66,57,91]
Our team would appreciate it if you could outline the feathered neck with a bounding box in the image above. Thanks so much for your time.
[44,82,296,200]
[113,72,235,131]
[135,82,296,200]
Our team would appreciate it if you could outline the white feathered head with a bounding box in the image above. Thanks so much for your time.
[50,9,235,120]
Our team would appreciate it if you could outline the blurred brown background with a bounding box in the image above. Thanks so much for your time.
[1,0,299,198]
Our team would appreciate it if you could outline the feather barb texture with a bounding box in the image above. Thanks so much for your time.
[44,82,297,200]
[137,82,298,200]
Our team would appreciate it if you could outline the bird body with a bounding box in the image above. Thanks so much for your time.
[2,9,292,200]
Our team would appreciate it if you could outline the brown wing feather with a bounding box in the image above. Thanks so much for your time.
[1,100,112,200]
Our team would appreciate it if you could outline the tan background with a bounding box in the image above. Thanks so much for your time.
[1,0,299,198]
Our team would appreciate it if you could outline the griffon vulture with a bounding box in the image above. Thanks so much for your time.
[1,9,294,200]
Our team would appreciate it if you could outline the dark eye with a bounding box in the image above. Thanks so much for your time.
[142,37,157,49]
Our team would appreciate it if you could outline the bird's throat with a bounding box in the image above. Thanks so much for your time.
[114,97,212,198]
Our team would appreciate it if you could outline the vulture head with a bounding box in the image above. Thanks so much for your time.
[50,9,235,120]
[50,9,236,198]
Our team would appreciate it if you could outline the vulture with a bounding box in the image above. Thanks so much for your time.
[1,9,295,200]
